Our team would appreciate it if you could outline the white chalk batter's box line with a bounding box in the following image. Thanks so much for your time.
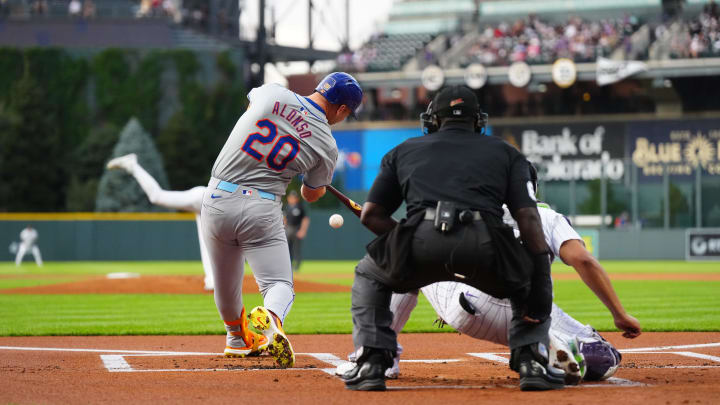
[2,342,719,389]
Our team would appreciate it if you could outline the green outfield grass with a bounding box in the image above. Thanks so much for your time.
[0,260,719,336]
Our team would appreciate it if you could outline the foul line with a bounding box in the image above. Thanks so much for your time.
[0,346,217,356]
[3,342,719,382]
[620,342,720,352]
[670,351,720,363]
[385,377,646,391]
[467,353,509,364]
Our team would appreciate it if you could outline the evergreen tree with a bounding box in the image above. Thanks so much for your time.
[157,51,245,190]
[659,182,690,227]
[95,118,170,212]
[0,68,65,211]
[156,105,212,190]
[65,123,120,211]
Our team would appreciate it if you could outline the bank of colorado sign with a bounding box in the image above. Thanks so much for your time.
[500,124,626,181]
[686,229,720,261]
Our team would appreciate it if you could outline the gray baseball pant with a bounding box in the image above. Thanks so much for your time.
[200,178,295,324]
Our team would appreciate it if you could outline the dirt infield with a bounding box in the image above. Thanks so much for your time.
[0,275,349,294]
[2,273,717,295]
[1,332,719,404]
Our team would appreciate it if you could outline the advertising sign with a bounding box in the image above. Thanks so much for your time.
[577,229,599,259]
[465,63,488,89]
[421,65,445,91]
[508,61,531,87]
[686,228,720,261]
[626,119,720,178]
[494,123,626,181]
[333,130,365,191]
[332,127,422,191]
[551,58,577,88]
[362,128,422,190]
[596,57,647,86]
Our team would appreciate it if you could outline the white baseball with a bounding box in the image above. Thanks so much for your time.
[329,214,344,229]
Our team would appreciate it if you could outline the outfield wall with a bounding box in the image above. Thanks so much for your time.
[596,229,686,260]
[1,213,687,262]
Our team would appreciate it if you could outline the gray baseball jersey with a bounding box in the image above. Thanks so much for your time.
[211,83,338,196]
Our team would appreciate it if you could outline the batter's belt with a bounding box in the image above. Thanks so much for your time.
[210,178,278,201]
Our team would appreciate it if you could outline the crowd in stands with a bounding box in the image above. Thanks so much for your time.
[134,0,236,36]
[0,0,232,33]
[336,14,643,73]
[135,0,181,22]
[67,0,95,19]
[459,14,642,67]
[651,1,720,59]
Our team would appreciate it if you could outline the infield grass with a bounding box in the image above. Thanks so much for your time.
[0,260,719,336]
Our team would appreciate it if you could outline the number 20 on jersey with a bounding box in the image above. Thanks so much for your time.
[241,119,300,171]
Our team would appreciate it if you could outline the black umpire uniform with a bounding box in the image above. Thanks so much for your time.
[343,86,563,391]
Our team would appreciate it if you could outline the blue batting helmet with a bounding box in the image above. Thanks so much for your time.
[315,72,363,118]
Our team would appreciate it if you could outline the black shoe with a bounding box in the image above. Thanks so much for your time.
[342,347,393,391]
[511,343,565,391]
[342,361,386,391]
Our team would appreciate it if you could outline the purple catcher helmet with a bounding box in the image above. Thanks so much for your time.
[579,338,622,381]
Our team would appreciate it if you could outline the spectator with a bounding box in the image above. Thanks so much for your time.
[163,0,182,24]
[614,212,629,229]
[82,0,96,19]
[151,0,162,17]
[0,0,10,19]
[136,0,151,17]
[30,0,48,15]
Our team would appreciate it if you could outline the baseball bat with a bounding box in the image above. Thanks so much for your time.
[327,185,363,218]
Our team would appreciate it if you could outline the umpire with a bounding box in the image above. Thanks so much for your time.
[342,86,564,391]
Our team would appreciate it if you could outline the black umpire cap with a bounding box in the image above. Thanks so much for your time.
[432,85,481,119]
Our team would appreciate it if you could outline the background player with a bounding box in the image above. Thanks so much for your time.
[344,166,642,383]
[201,72,362,368]
[106,153,214,290]
[283,190,310,272]
[14,225,43,267]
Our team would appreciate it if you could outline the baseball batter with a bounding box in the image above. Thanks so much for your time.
[14,225,43,267]
[370,201,641,382]
[201,72,362,368]
[106,153,214,290]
